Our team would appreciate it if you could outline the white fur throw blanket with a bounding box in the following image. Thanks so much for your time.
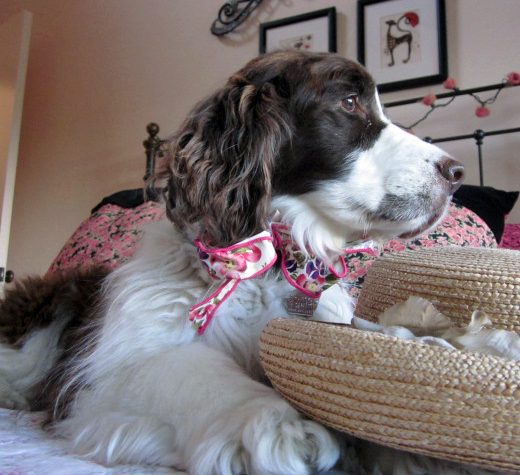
[0,409,186,475]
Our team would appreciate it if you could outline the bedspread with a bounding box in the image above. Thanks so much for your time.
[0,409,186,475]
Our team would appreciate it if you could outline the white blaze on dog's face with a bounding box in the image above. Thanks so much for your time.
[315,117,460,239]
[270,55,464,260]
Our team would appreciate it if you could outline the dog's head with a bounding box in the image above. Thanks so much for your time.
[159,51,463,260]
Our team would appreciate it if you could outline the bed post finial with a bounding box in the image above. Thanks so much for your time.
[143,122,163,182]
[473,129,486,186]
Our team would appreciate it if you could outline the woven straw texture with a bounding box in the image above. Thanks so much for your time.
[260,318,520,473]
[356,246,520,331]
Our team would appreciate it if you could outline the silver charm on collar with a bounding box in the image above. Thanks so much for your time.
[284,291,319,317]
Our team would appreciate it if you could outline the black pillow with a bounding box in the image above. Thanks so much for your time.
[452,185,519,242]
[91,188,162,214]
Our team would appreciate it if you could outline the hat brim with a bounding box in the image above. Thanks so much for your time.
[260,317,520,473]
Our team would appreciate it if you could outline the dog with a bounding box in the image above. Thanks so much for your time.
[0,50,464,475]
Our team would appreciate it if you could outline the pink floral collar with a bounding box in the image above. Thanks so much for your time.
[189,224,374,334]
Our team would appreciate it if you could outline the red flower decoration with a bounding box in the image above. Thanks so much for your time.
[475,106,491,118]
[507,72,520,85]
[421,93,437,106]
[443,77,457,89]
[404,12,419,27]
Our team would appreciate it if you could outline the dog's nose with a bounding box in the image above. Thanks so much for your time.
[436,156,465,194]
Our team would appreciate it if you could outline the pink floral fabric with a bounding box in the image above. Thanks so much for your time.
[190,231,277,334]
[47,201,164,275]
[271,224,373,298]
[272,224,348,297]
[195,232,276,280]
[500,223,520,250]
[343,203,497,302]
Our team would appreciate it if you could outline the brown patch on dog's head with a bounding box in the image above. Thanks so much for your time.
[156,53,299,247]
[154,51,379,247]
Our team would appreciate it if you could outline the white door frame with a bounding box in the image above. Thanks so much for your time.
[0,10,32,293]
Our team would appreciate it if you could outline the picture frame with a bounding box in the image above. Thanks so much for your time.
[357,0,447,93]
[259,8,336,54]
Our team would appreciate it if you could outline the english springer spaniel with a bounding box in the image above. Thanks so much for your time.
[0,51,464,475]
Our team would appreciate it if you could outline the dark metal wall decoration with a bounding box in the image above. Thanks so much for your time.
[211,0,264,36]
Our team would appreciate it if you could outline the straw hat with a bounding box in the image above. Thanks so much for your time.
[259,246,520,473]
[356,246,520,331]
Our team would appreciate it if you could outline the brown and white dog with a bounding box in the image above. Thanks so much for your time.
[0,51,464,475]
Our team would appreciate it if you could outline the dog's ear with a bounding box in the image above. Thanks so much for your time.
[158,70,292,247]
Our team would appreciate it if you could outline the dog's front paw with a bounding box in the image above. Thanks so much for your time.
[189,396,340,475]
[245,411,340,475]
[0,377,28,410]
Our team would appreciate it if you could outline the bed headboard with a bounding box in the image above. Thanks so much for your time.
[143,122,166,182]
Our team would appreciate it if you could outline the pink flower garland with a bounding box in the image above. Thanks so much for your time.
[475,106,491,118]
[421,93,437,106]
[408,72,520,129]
[443,77,457,89]
[507,72,520,85]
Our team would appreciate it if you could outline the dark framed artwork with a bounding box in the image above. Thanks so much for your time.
[259,8,336,54]
[357,0,447,92]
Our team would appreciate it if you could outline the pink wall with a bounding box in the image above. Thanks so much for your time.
[1,0,519,276]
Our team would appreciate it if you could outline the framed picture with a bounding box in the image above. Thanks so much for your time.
[357,0,447,93]
[259,8,336,54]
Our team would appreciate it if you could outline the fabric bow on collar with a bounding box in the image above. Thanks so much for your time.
[189,224,374,334]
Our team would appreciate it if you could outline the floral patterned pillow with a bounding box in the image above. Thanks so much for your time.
[500,223,520,250]
[48,201,496,305]
[342,202,496,302]
[47,201,164,275]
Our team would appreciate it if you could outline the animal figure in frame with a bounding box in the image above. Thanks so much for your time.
[385,11,420,67]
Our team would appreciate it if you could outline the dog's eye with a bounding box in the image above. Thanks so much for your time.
[341,95,358,113]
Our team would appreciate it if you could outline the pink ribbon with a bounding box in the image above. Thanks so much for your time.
[189,231,277,334]
[190,226,374,334]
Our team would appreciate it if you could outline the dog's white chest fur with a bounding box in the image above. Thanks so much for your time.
[93,219,354,380]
